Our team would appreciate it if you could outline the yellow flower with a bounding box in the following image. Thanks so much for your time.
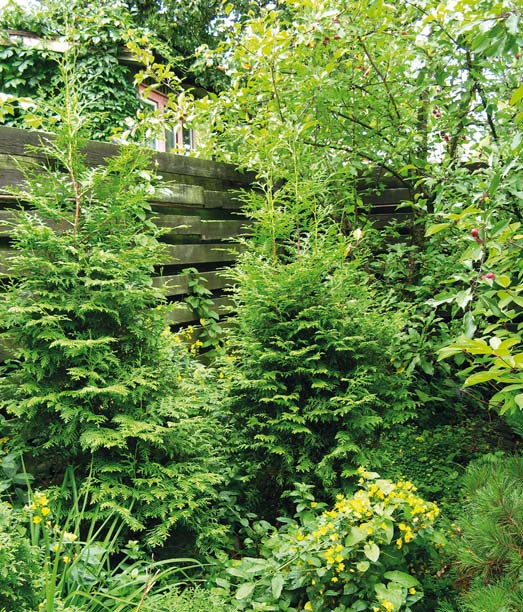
[62,532,77,543]
[33,516,42,524]
[382,600,395,611]
[331,576,338,583]
[409,587,417,595]
[41,507,51,516]
[35,494,49,506]
[62,555,70,563]
[304,602,313,611]
[311,501,318,508]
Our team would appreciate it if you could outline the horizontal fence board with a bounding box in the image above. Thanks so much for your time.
[0,249,13,275]
[166,297,234,325]
[201,219,250,240]
[203,189,245,209]
[150,184,205,206]
[0,209,12,236]
[153,270,231,297]
[362,188,412,206]
[0,210,250,241]
[0,126,255,186]
[160,243,244,266]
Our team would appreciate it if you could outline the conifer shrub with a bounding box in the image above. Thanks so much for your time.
[221,245,416,513]
[448,455,523,612]
[0,93,226,547]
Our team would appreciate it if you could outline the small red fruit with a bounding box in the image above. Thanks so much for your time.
[482,272,496,280]
[471,228,483,244]
[323,36,330,45]
[333,34,341,40]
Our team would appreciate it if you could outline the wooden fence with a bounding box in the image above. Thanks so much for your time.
[0,125,255,330]
[0,126,413,358]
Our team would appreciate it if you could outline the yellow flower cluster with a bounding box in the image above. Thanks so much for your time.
[30,492,51,524]
[289,468,440,610]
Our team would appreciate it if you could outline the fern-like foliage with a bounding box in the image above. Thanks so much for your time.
[220,246,416,513]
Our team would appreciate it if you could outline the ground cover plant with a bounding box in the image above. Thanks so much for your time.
[212,470,443,612]
[0,0,523,610]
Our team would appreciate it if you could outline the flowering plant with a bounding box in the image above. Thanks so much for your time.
[217,470,444,611]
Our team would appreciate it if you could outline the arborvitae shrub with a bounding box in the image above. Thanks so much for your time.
[0,103,226,547]
[221,245,416,513]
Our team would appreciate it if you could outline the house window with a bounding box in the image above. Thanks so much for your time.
[138,86,196,154]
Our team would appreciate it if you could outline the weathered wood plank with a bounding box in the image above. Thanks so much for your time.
[202,189,245,209]
[369,212,412,228]
[0,126,254,186]
[160,243,244,266]
[0,248,13,275]
[0,209,13,236]
[150,184,205,206]
[155,214,202,236]
[201,219,251,240]
[153,270,230,297]
[166,296,234,325]
[362,188,411,206]
[0,243,243,275]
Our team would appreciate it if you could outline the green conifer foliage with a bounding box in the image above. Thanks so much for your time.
[222,246,416,513]
[0,83,225,547]
[451,456,523,612]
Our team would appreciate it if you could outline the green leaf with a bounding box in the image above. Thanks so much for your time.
[497,274,511,288]
[236,583,255,600]
[384,571,419,588]
[378,517,394,544]
[455,288,473,310]
[463,311,477,339]
[356,560,370,572]
[345,526,368,546]
[437,346,464,360]
[463,371,498,387]
[271,574,284,599]
[510,84,523,106]
[425,222,451,237]
[363,542,380,562]
[515,394,523,410]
